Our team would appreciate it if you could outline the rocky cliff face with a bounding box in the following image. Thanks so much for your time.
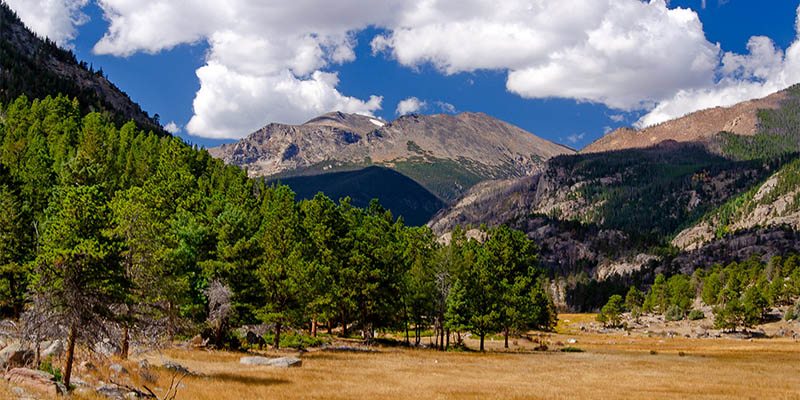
[581,90,786,154]
[209,111,574,202]
[673,157,800,251]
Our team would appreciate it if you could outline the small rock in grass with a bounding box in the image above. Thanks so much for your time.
[110,363,129,375]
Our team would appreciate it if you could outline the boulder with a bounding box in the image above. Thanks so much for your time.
[94,340,121,357]
[240,356,301,368]
[72,377,91,387]
[5,367,63,396]
[96,383,126,400]
[41,339,64,358]
[163,360,193,375]
[0,343,33,368]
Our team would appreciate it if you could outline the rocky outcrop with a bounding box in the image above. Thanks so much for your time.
[5,368,66,396]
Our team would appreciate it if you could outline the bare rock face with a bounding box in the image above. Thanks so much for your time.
[5,368,66,396]
[582,90,786,154]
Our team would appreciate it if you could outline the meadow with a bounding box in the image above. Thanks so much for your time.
[5,314,798,400]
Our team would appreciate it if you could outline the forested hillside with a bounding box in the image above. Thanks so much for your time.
[0,3,161,131]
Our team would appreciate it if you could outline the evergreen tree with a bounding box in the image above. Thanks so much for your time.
[31,185,128,389]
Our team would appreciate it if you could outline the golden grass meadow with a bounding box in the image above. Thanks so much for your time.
[3,314,799,399]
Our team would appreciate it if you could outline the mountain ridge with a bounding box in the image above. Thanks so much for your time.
[208,110,574,202]
[581,89,787,154]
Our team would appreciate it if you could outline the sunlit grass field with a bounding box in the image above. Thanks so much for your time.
[3,314,799,399]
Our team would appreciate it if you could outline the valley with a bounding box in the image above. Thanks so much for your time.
[3,1,800,399]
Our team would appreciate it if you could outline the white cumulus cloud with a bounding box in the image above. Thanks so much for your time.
[373,0,720,111]
[635,17,800,128]
[4,0,89,47]
[89,0,401,138]
[9,0,800,139]
[164,121,181,134]
[396,97,426,115]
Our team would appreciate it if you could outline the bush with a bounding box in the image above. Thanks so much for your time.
[560,346,584,353]
[784,308,797,321]
[665,304,684,321]
[687,309,705,321]
[39,357,62,383]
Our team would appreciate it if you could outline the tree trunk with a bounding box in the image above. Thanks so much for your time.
[34,331,41,368]
[341,310,348,337]
[404,321,409,346]
[504,327,509,349]
[121,326,129,360]
[312,318,317,337]
[215,324,223,348]
[64,324,77,389]
[273,322,282,350]
[167,301,174,340]
[327,320,332,335]
[480,333,485,352]
[445,329,450,350]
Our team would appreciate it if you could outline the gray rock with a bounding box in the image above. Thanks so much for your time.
[267,356,302,368]
[124,392,139,399]
[240,356,301,368]
[163,360,192,375]
[94,340,121,357]
[96,383,126,400]
[110,363,129,375]
[41,339,63,358]
[72,377,91,387]
[239,356,271,366]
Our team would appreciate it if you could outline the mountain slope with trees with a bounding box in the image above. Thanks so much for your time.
[0,2,161,131]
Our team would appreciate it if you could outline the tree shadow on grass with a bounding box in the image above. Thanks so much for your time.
[208,372,290,386]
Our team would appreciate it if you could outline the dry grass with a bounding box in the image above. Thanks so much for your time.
[4,315,800,399]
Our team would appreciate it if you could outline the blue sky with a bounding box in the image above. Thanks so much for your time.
[6,1,800,150]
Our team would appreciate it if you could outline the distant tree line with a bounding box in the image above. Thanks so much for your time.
[0,94,556,388]
[598,254,800,331]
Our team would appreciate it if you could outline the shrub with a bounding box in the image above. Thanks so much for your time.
[39,357,62,383]
[665,304,684,321]
[560,346,584,353]
[783,308,797,321]
[687,309,705,321]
